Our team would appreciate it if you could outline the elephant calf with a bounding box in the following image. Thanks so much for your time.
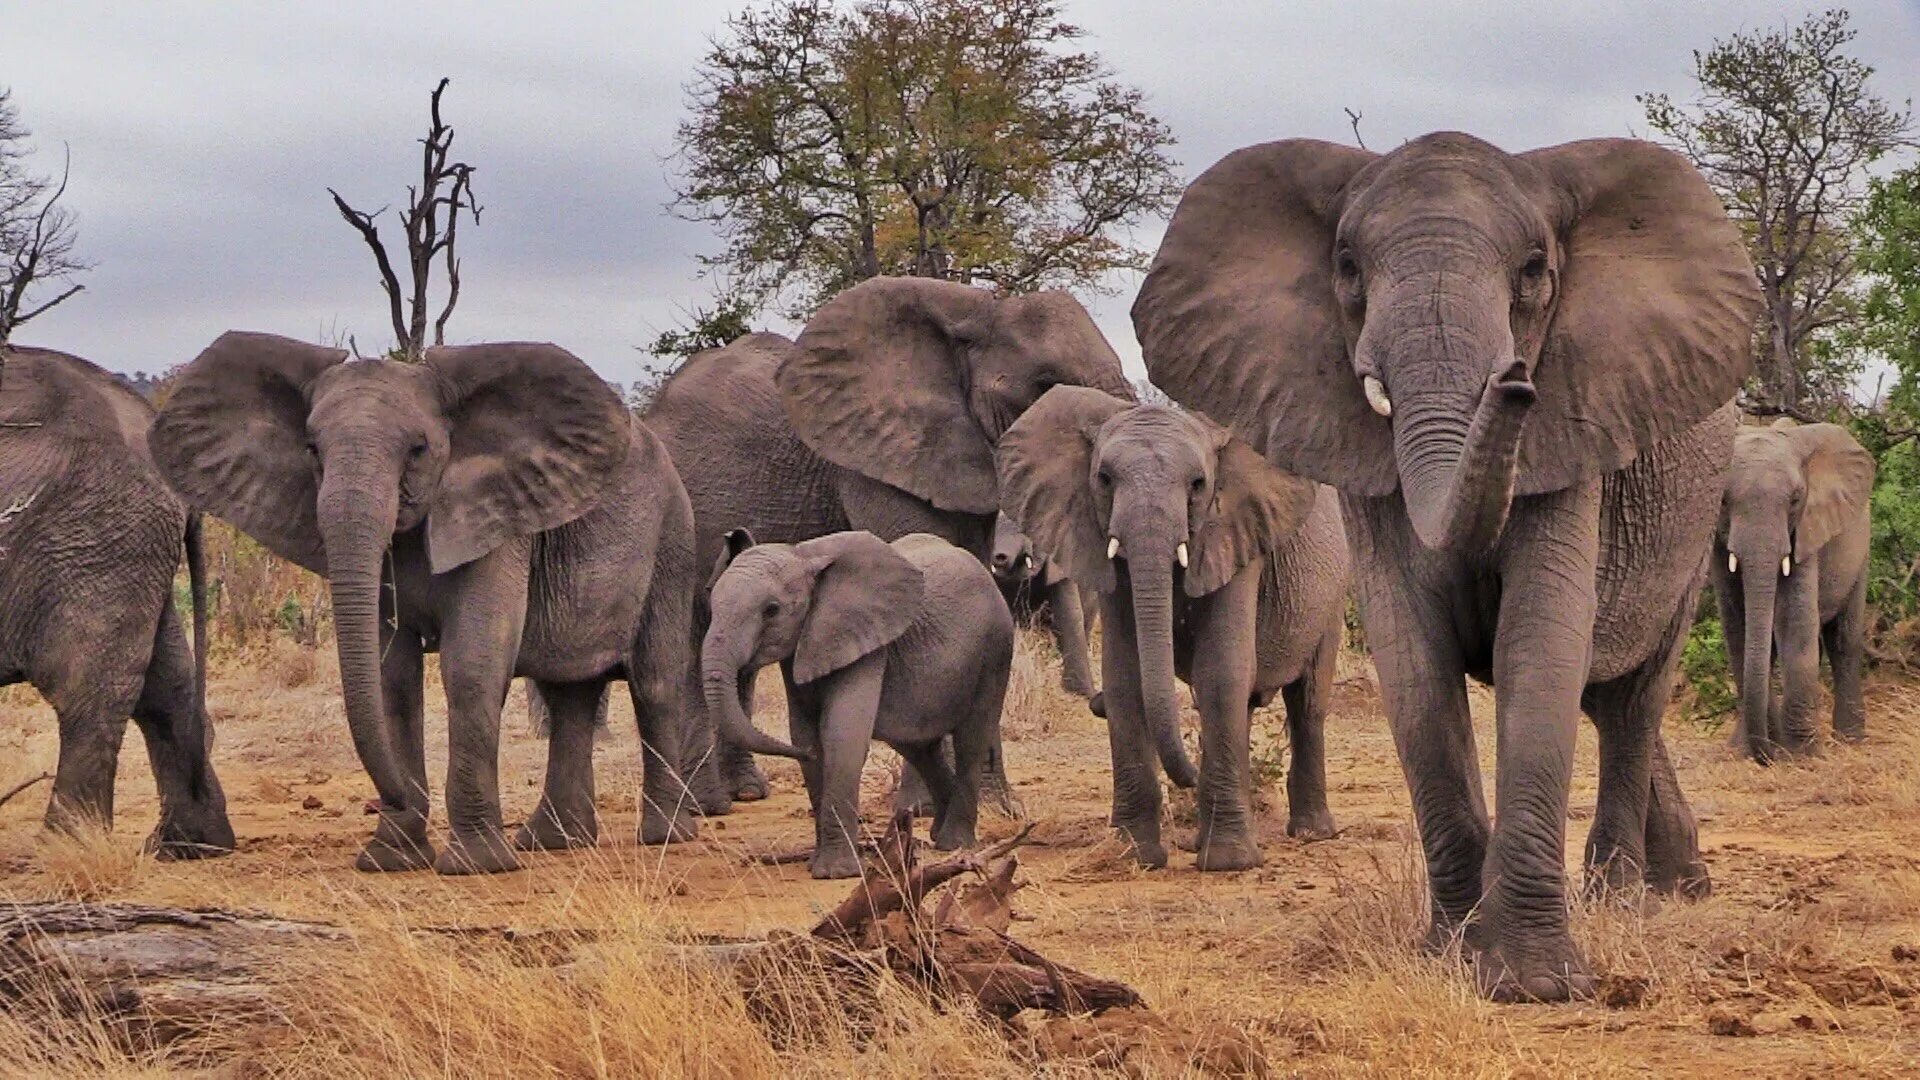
[999,387,1351,871]
[1713,420,1875,762]
[703,529,1014,879]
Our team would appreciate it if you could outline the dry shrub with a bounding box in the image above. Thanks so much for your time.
[34,822,149,902]
[197,519,329,654]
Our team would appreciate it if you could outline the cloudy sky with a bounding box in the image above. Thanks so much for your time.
[5,1,1919,384]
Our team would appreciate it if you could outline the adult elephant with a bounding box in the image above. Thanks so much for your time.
[152,333,697,874]
[0,346,232,857]
[1134,133,1760,1001]
[646,277,1135,814]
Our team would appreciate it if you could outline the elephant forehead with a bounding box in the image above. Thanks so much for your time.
[1097,409,1207,469]
[717,549,807,595]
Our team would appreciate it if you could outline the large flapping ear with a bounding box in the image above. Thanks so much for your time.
[423,342,632,574]
[1516,139,1762,494]
[790,531,925,684]
[996,386,1130,593]
[1132,140,1392,494]
[779,277,1002,514]
[1183,411,1320,596]
[148,331,344,573]
[708,527,757,593]
[1787,422,1875,557]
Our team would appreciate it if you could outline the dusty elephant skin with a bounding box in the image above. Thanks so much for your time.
[149,332,698,875]
[1134,132,1762,1002]
[1713,421,1875,762]
[998,387,1350,871]
[990,512,1096,699]
[0,347,233,857]
[702,530,1013,879]
[644,277,1134,816]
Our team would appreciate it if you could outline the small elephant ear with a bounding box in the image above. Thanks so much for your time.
[708,527,757,593]
[780,277,1002,514]
[1788,423,1875,556]
[1184,411,1320,597]
[996,386,1131,593]
[1517,139,1763,494]
[149,331,343,574]
[790,531,925,684]
[423,342,632,574]
[1133,140,1393,494]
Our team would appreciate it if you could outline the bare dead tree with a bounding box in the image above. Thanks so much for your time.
[328,77,480,361]
[0,89,89,350]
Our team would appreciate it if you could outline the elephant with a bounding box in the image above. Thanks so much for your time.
[1712,421,1874,762]
[1133,132,1761,1000]
[0,346,232,857]
[702,529,1013,879]
[998,386,1350,870]
[990,512,1095,698]
[150,332,698,874]
[643,277,1134,814]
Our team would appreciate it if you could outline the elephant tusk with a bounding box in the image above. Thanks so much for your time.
[1727,553,1738,574]
[1362,375,1392,418]
[1107,537,1121,560]
[1175,542,1189,568]
[1781,556,1792,577]
[1021,553,1034,572]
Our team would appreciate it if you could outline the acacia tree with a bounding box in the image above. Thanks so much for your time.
[671,0,1179,320]
[329,78,480,361]
[0,89,87,348]
[1640,9,1913,413]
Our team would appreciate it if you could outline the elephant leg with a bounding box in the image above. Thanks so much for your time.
[1098,590,1167,869]
[131,599,233,859]
[1190,572,1260,872]
[381,627,430,825]
[934,655,1008,852]
[785,680,825,813]
[1283,617,1341,842]
[901,742,960,849]
[515,680,603,852]
[1824,572,1867,742]
[891,738,948,818]
[1773,563,1823,756]
[810,655,883,880]
[431,566,528,876]
[1049,578,1095,698]
[1643,734,1709,899]
[37,609,148,835]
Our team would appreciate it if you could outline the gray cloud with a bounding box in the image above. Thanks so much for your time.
[4,0,1917,383]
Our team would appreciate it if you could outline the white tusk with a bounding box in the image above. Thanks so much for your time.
[1107,537,1121,560]
[1727,553,1738,574]
[1781,556,1792,577]
[1362,375,1392,417]
[1021,553,1034,572]
[1176,542,1189,568]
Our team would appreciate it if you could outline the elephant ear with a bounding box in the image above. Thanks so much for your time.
[791,531,925,684]
[1133,140,1393,494]
[1787,423,1875,556]
[149,331,343,573]
[996,386,1130,593]
[1184,411,1319,597]
[779,277,1001,514]
[708,527,757,593]
[1517,139,1762,494]
[423,342,632,574]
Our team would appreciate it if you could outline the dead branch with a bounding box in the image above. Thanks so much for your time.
[0,772,51,811]
[327,189,408,351]
[1344,107,1368,151]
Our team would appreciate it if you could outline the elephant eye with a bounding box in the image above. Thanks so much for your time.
[304,440,319,460]
[1190,476,1205,494]
[1096,469,1113,488]
[1335,248,1360,280]
[409,438,429,459]
[1521,250,1549,281]
[762,601,780,618]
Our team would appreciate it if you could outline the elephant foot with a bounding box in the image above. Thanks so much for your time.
[1060,673,1094,698]
[1834,721,1866,744]
[1286,808,1337,841]
[930,818,976,852]
[640,805,698,845]
[730,767,771,803]
[1088,691,1107,719]
[892,771,936,820]
[1193,831,1262,872]
[1465,919,1596,1003]
[513,801,599,852]
[809,847,863,880]
[147,806,237,861]
[355,807,434,872]
[1114,825,1167,870]
[982,773,1023,820]
[434,828,523,875]
[1644,855,1711,900]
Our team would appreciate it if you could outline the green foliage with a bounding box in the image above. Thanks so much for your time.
[1680,607,1736,729]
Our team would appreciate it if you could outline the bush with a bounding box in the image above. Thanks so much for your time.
[1860,433,1920,666]
[1679,608,1736,729]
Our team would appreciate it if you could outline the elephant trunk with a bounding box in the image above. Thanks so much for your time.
[1115,517,1199,789]
[701,629,811,761]
[1739,565,1779,763]
[1392,359,1537,554]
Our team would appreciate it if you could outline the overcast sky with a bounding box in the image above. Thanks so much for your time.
[5,1,1919,384]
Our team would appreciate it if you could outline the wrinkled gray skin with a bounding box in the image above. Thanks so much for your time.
[0,347,232,857]
[990,513,1094,698]
[644,278,1134,816]
[1713,422,1874,762]
[151,333,698,875]
[704,530,1013,879]
[1136,133,1762,1001]
[999,389,1349,870]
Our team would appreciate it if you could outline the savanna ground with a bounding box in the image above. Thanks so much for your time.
[4,625,1920,1077]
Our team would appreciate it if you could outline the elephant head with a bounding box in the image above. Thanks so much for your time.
[1133,133,1760,554]
[1720,421,1875,758]
[150,332,630,817]
[990,513,1040,587]
[779,277,1137,516]
[998,386,1319,789]
[702,529,925,760]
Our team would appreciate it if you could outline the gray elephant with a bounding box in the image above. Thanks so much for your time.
[990,512,1095,697]
[0,346,232,857]
[1713,421,1874,762]
[1134,133,1761,1000]
[150,332,697,874]
[644,277,1134,814]
[702,529,1012,879]
[998,387,1349,871]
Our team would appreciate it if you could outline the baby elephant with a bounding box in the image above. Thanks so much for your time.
[1713,420,1875,762]
[703,529,1014,879]
[999,387,1350,871]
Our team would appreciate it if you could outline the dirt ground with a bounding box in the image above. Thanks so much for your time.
[4,629,1920,1077]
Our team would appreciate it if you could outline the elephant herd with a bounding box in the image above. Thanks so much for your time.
[0,130,1882,1003]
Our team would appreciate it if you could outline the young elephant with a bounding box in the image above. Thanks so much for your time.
[703,530,1013,879]
[999,386,1351,870]
[1713,421,1875,762]
[989,512,1095,697]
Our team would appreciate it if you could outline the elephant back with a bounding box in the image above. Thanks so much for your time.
[0,347,178,511]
